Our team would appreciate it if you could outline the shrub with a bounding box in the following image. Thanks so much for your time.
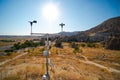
[55,40,63,48]
[71,42,79,48]
[0,40,15,42]
[71,42,76,48]
[5,49,13,52]
[71,42,82,54]
[12,40,40,50]
[13,42,21,50]
[73,47,82,54]
[40,40,45,46]
[81,43,86,47]
[73,47,79,54]
[6,52,12,56]
[5,49,14,56]
[105,35,120,50]
[87,43,96,48]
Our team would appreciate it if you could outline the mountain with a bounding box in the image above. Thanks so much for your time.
[64,16,120,42]
[86,16,120,35]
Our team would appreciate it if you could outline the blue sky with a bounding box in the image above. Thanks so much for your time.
[0,0,120,35]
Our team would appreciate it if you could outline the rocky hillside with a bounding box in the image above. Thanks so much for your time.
[86,16,120,34]
[63,16,120,42]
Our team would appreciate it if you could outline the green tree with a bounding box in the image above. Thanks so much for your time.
[13,42,21,50]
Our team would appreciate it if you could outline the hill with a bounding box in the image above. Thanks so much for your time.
[62,16,120,42]
[86,16,120,34]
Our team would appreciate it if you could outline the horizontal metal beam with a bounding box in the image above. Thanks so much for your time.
[31,33,47,36]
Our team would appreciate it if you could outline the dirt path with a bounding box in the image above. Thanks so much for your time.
[77,54,120,73]
[80,60,120,73]
[58,54,120,74]
[0,52,28,66]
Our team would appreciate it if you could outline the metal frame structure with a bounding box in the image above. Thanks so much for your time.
[29,21,50,80]
[42,34,50,80]
[29,20,65,80]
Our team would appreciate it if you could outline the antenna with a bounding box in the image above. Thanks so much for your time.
[59,23,65,32]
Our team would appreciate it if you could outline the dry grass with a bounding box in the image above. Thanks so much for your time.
[0,42,120,80]
[0,42,15,46]
[81,47,120,70]
[0,52,19,62]
[1,63,46,80]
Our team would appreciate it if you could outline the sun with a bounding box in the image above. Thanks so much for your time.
[42,3,59,21]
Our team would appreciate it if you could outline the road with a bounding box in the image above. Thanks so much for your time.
[0,45,13,51]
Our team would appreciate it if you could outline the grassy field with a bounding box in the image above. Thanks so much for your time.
[0,42,120,80]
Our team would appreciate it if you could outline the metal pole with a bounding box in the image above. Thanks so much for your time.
[29,20,37,36]
[46,34,49,74]
[61,26,63,32]
[31,24,32,35]
[46,34,50,80]
[29,21,33,36]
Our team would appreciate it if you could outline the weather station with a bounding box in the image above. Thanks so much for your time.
[28,21,51,80]
[28,21,65,80]
[28,2,61,80]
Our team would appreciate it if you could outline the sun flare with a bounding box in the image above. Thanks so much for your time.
[42,3,59,21]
